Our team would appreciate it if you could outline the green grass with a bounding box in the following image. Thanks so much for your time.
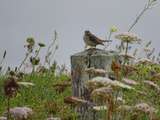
[0,63,160,120]
[0,72,76,120]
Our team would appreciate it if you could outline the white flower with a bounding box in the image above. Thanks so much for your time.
[0,117,7,120]
[46,117,61,120]
[136,58,153,64]
[143,80,160,92]
[117,96,125,104]
[93,106,107,111]
[91,86,113,98]
[8,107,33,120]
[115,32,141,43]
[122,78,138,86]
[134,103,157,114]
[85,67,106,76]
[110,26,118,33]
[119,53,135,59]
[86,77,134,90]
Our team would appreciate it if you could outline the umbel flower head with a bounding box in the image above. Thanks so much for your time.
[26,38,35,46]
[86,77,134,90]
[30,57,40,65]
[115,32,141,43]
[25,37,35,52]
[91,86,113,99]
[6,107,33,120]
[4,77,19,98]
[134,103,157,115]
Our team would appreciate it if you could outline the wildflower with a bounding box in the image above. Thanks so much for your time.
[119,53,135,59]
[0,117,7,120]
[122,78,138,86]
[53,81,71,93]
[26,38,35,46]
[110,26,118,33]
[4,77,19,98]
[47,117,61,120]
[117,96,125,105]
[91,86,113,99]
[64,96,88,107]
[86,77,134,90]
[85,67,106,76]
[93,106,107,111]
[143,80,160,92]
[9,71,16,76]
[7,107,33,120]
[115,32,141,43]
[134,103,157,115]
[123,65,137,76]
[136,58,153,65]
[30,57,40,65]
[151,73,160,81]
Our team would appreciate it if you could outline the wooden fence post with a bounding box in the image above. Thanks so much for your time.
[71,48,119,120]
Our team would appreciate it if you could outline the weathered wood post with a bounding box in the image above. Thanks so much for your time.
[71,48,119,120]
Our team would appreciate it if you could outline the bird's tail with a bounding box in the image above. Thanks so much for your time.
[103,40,112,42]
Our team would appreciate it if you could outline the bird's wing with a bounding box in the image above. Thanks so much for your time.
[89,33,106,44]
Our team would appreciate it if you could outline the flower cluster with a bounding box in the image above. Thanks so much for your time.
[4,77,19,98]
[115,32,141,43]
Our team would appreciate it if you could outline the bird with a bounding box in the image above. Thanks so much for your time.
[83,30,111,48]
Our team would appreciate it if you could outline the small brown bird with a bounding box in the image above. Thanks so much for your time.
[83,30,111,48]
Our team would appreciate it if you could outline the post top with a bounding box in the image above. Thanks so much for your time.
[71,48,118,57]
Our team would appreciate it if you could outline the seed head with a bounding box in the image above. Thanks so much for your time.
[4,77,19,98]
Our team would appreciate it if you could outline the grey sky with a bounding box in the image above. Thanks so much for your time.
[0,0,160,68]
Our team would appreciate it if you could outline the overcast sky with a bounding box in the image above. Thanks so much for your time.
[0,0,160,68]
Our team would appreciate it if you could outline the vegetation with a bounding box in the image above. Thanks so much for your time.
[0,0,160,120]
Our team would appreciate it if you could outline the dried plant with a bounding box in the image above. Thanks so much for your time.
[118,0,157,59]
[64,96,88,108]
[3,77,19,119]
[45,31,59,68]
[91,86,114,120]
[53,81,71,94]
[134,103,157,120]
[111,60,121,80]
[30,42,46,73]
[128,0,158,32]
[18,38,35,71]
[143,80,160,93]
[122,78,138,86]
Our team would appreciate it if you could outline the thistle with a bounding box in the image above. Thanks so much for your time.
[4,77,19,119]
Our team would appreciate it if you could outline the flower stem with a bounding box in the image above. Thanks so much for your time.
[7,97,10,120]
[18,52,30,72]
